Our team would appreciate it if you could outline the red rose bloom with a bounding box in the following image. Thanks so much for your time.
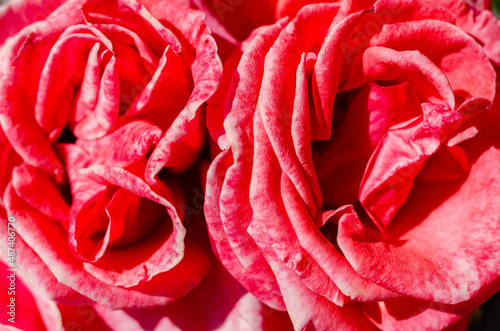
[205,0,500,329]
[0,0,222,309]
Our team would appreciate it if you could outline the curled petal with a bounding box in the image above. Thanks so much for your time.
[4,183,204,309]
[73,56,120,139]
[76,120,163,168]
[339,146,500,306]
[359,98,491,230]
[146,4,223,178]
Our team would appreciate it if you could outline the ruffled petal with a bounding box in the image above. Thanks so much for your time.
[3,183,204,308]
[205,150,285,310]
[12,163,70,224]
[146,2,222,177]
[338,145,500,307]
[205,18,290,310]
[359,98,491,231]
[76,120,163,168]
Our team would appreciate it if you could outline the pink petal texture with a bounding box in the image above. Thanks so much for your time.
[117,258,293,331]
[4,177,211,308]
[204,0,500,329]
[1,0,221,170]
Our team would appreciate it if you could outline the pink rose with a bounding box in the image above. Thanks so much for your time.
[205,0,500,329]
[0,0,222,309]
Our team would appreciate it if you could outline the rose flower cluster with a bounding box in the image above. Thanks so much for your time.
[0,0,499,330]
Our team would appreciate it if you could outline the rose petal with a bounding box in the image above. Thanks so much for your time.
[0,0,67,45]
[417,144,470,182]
[35,25,113,140]
[206,18,291,310]
[338,145,500,306]
[120,259,292,331]
[280,193,401,302]
[3,184,203,308]
[313,82,421,207]
[359,98,491,230]
[0,130,22,207]
[0,0,99,181]
[58,304,113,331]
[73,55,120,139]
[76,120,163,168]
[145,4,222,177]
[205,150,285,310]
[442,0,500,65]
[362,298,468,331]
[205,48,242,150]
[248,220,377,331]
[82,0,181,55]
[0,207,88,305]
[369,19,496,102]
[0,258,59,331]
[126,46,193,131]
[313,8,368,140]
[258,3,343,210]
[12,163,70,224]
[341,46,456,109]
[189,0,277,42]
[73,164,186,284]
[71,42,104,124]
[457,7,500,66]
